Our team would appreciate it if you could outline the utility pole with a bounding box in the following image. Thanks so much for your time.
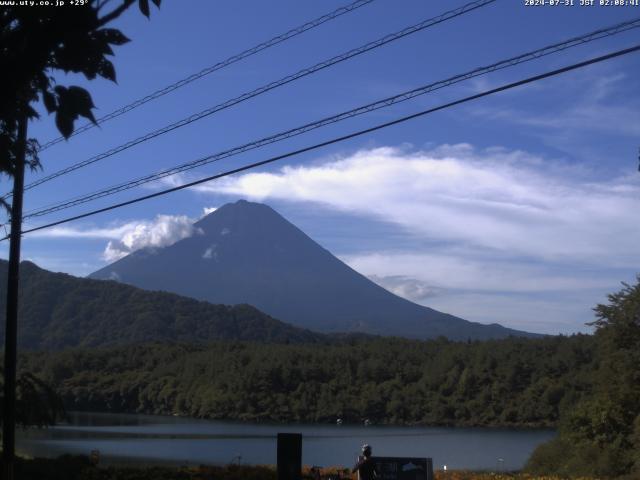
[2,114,27,480]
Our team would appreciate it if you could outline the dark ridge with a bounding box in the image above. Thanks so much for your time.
[0,259,324,350]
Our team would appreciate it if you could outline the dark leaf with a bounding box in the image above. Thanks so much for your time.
[42,90,57,113]
[102,42,115,56]
[26,104,39,120]
[139,0,150,18]
[35,73,50,92]
[88,32,115,56]
[99,28,130,46]
[53,42,89,74]
[53,85,96,135]
[26,139,42,171]
[151,0,161,7]
[55,112,74,139]
[97,58,116,82]
[66,86,96,124]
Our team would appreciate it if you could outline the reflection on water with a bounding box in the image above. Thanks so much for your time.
[17,411,555,471]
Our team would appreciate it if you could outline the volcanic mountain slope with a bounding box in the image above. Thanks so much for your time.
[0,259,322,349]
[90,200,536,340]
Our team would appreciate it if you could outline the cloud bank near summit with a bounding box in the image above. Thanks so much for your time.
[102,214,201,262]
[30,207,218,262]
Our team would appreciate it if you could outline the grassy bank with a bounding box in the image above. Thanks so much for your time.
[10,456,602,480]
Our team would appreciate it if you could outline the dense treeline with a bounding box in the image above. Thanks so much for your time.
[0,260,323,349]
[21,334,596,428]
[526,279,640,479]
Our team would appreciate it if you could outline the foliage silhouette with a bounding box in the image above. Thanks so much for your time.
[0,372,65,430]
[0,1,161,450]
[526,277,640,478]
[0,0,160,208]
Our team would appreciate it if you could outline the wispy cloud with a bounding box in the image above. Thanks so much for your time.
[29,224,134,240]
[171,144,640,267]
[159,143,639,333]
[346,250,622,294]
[357,252,622,334]
[202,206,217,216]
[368,274,443,302]
[470,70,640,137]
[28,142,637,333]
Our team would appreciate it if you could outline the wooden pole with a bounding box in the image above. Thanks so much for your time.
[2,114,27,480]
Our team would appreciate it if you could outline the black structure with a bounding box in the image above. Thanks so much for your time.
[277,433,302,480]
[2,115,27,480]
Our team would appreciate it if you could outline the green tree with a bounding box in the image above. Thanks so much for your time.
[527,277,640,478]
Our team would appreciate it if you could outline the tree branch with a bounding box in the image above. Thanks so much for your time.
[97,0,136,27]
[96,0,116,13]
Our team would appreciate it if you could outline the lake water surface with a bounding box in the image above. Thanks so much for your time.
[17,412,555,471]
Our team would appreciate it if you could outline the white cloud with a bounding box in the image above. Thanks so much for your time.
[178,145,640,266]
[368,274,442,301]
[101,214,201,262]
[28,208,220,263]
[202,244,218,261]
[30,215,202,263]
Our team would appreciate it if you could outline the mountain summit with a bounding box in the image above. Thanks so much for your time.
[90,200,535,340]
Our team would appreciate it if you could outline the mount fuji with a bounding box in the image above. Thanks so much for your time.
[90,200,536,340]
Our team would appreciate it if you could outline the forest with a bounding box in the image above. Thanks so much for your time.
[20,334,596,428]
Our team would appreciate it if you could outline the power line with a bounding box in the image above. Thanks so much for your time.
[36,0,376,152]
[21,17,640,220]
[10,44,640,241]
[12,0,497,199]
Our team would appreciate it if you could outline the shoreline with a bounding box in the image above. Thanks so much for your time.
[60,409,560,431]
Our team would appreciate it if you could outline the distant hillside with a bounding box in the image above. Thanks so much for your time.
[91,200,538,341]
[0,260,322,349]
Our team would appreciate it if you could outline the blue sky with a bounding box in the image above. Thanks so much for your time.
[2,0,639,334]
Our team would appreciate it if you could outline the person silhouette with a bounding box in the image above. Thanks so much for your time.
[352,444,377,480]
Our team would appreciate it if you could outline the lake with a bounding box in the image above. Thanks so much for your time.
[17,411,555,471]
